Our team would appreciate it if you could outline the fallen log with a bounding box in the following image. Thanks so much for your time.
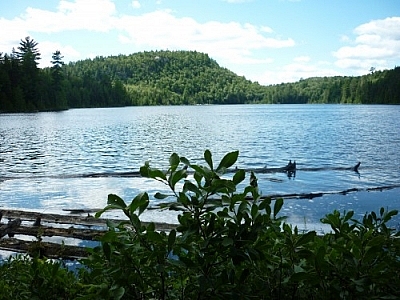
[0,209,177,260]
[0,238,89,260]
[1,210,177,231]
[12,225,106,241]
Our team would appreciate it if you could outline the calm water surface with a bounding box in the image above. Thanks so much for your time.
[1,105,399,229]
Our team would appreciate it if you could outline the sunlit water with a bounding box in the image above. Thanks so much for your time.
[1,104,400,230]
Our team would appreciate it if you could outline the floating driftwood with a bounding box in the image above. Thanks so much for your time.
[0,161,362,182]
[246,161,361,174]
[0,210,177,260]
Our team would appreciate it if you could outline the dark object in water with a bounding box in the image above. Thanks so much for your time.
[351,162,361,172]
[284,160,296,172]
[0,218,22,238]
[33,216,41,227]
[250,171,258,187]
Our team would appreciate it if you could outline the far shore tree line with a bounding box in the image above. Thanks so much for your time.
[1,37,399,113]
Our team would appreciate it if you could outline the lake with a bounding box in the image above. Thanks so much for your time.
[1,104,399,231]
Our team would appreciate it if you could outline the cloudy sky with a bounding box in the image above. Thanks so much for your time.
[1,0,399,85]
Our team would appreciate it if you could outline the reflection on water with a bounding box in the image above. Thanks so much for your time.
[1,105,400,225]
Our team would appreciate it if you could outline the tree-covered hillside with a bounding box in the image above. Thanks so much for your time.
[63,50,267,106]
[1,37,399,113]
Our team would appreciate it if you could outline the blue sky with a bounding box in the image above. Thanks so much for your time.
[1,0,399,85]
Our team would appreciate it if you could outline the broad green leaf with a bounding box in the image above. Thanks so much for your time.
[129,192,149,216]
[148,168,167,181]
[178,192,190,206]
[183,180,201,195]
[233,169,245,185]
[168,229,176,252]
[154,192,170,199]
[209,178,236,194]
[344,210,354,222]
[95,204,126,218]
[147,222,155,232]
[169,153,180,169]
[107,194,127,209]
[140,164,167,180]
[169,169,187,190]
[204,149,213,170]
[180,156,190,165]
[380,206,385,217]
[193,170,203,186]
[295,231,316,247]
[147,231,162,242]
[259,197,271,211]
[100,231,119,243]
[130,213,141,229]
[102,242,111,261]
[273,197,284,218]
[221,195,231,205]
[110,286,125,300]
[383,209,398,223]
[216,150,239,173]
[238,200,249,215]
[251,203,259,219]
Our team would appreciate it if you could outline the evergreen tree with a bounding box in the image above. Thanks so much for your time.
[15,36,41,110]
[50,50,67,109]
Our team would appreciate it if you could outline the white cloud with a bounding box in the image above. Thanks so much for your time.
[18,0,117,33]
[334,17,400,72]
[257,58,340,85]
[115,10,294,65]
[293,56,310,63]
[0,17,28,52]
[132,1,141,9]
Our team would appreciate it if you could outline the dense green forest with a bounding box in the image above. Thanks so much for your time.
[1,37,399,112]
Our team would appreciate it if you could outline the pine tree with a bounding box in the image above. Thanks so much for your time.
[15,36,41,110]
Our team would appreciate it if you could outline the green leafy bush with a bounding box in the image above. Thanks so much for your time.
[0,255,82,300]
[84,150,400,299]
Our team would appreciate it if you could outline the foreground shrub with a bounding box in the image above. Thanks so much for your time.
[0,255,82,300]
[83,150,400,299]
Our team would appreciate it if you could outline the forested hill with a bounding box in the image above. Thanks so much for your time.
[1,37,399,112]
[63,50,267,106]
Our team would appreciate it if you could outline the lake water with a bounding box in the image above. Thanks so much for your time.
[1,104,400,231]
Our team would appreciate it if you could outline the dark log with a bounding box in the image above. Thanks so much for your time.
[0,218,22,238]
[12,225,106,240]
[1,210,176,230]
[0,209,177,259]
[0,238,89,260]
